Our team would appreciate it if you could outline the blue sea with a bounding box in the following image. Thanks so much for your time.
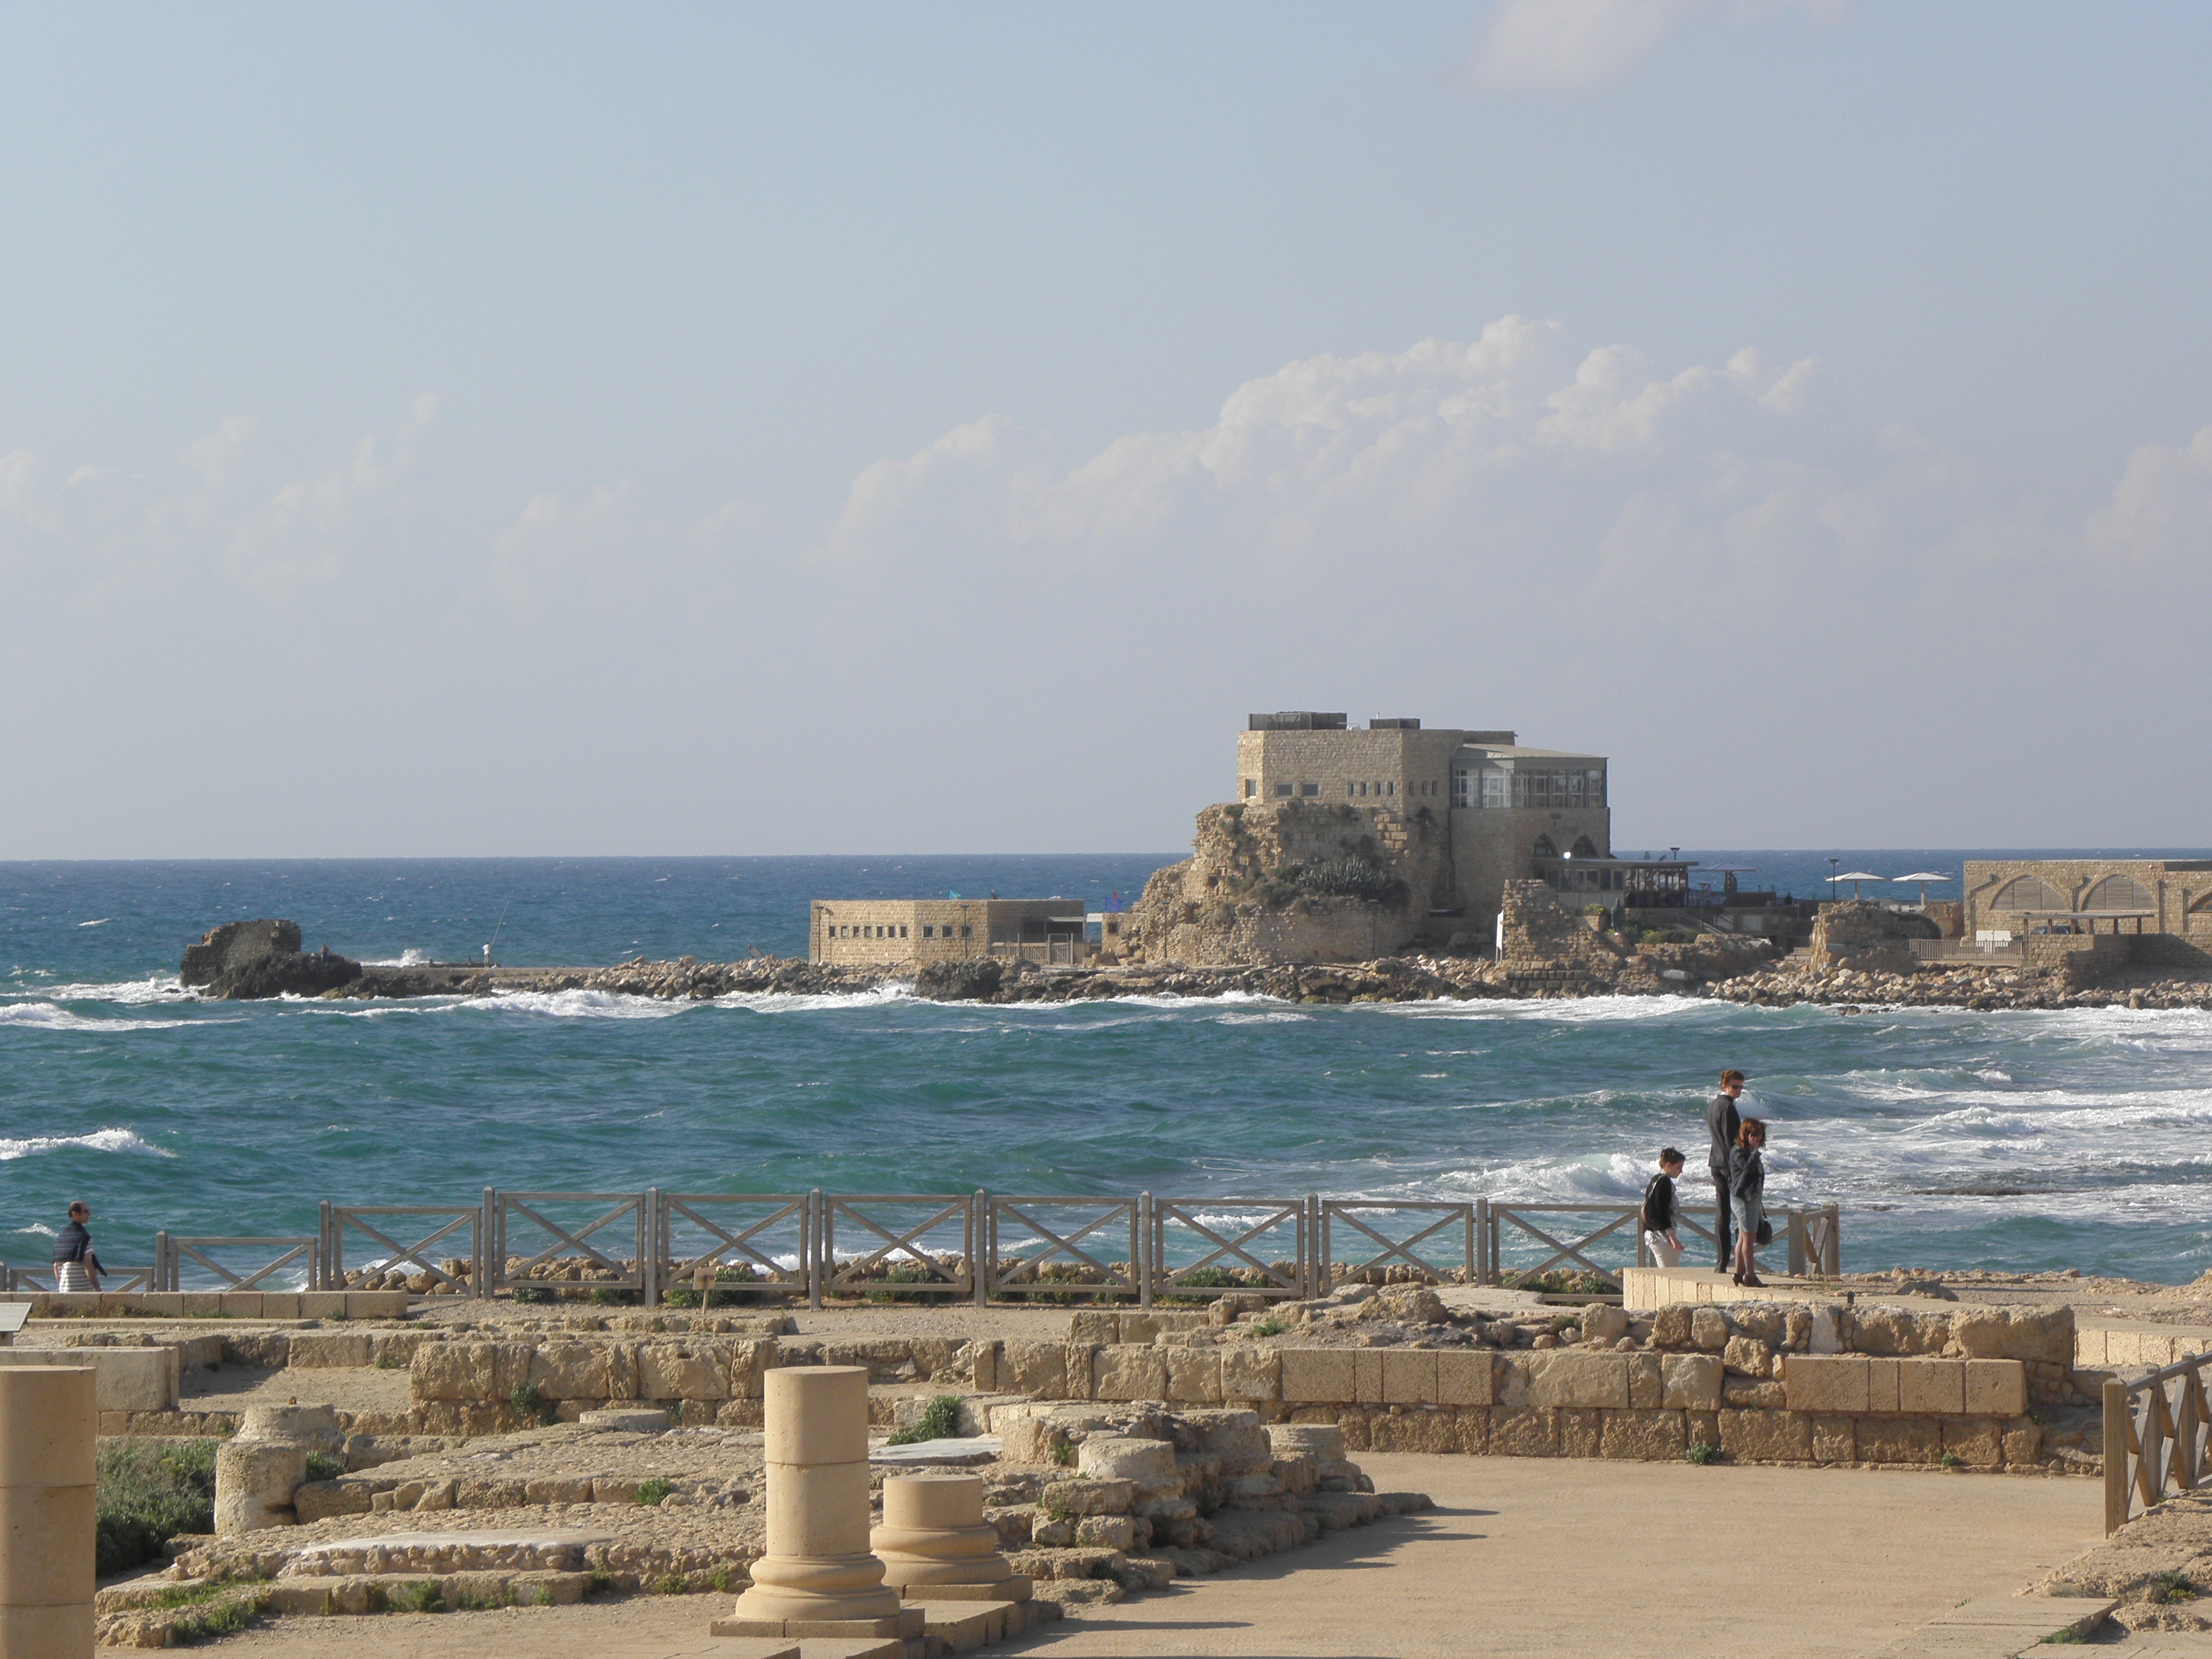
[4,851,2209,1287]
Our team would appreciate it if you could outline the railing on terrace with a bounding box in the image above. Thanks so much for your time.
[27,1190,1842,1302]
[2104,1351,2212,1535]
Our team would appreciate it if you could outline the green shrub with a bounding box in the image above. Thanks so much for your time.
[1049,1439,1075,1467]
[1939,1451,1963,1469]
[170,1588,271,1645]
[508,1382,545,1417]
[400,1578,444,1613]
[1249,1316,1287,1338]
[1291,857,1403,906]
[303,1451,346,1483]
[1684,1442,1723,1466]
[886,1394,966,1447]
[635,1478,675,1506]
[1499,1268,1617,1295]
[2152,1571,2198,1604]
[588,1286,639,1306]
[512,1285,555,1304]
[96,1439,218,1577]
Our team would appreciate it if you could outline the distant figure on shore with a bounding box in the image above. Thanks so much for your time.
[1707,1069,1745,1270]
[53,1200,105,1293]
[1641,1148,1685,1268]
[1730,1118,1769,1288]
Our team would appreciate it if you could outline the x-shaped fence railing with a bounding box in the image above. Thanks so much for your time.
[1149,1197,1307,1301]
[983,1195,1139,1303]
[659,1192,814,1302]
[323,1204,482,1293]
[85,1190,1841,1303]
[1320,1202,1476,1291]
[4,1262,159,1294]
[491,1191,647,1296]
[2105,1352,2212,1534]
[818,1194,973,1299]
[166,1236,318,1292]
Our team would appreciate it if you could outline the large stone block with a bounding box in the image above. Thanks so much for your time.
[1558,1409,1603,1459]
[1487,1406,1556,1458]
[999,1341,1067,1399]
[1219,1345,1279,1403]
[1963,1360,2025,1418]
[1063,1346,1098,1401]
[1690,1308,1729,1352]
[1652,1305,1692,1348]
[287,1333,371,1369]
[412,1342,527,1404]
[1451,1408,1490,1454]
[1369,1408,1459,1456]
[1857,1417,1941,1464]
[1067,1312,1119,1346]
[1353,1351,1385,1405]
[1810,1415,1855,1463]
[1434,1350,1492,1407]
[1783,1356,1869,1415]
[1660,1354,1723,1412]
[525,1342,618,1402]
[1718,1408,1812,1463]
[1279,1349,1355,1405]
[1896,1360,1964,1417]
[1949,1306,2073,1365]
[726,1338,777,1399]
[1628,1355,1663,1410]
[2002,1418,2043,1467]
[1942,1418,2003,1468]
[1527,1352,1628,1410]
[1599,1409,1685,1461]
[1722,1336,1775,1380]
[1865,1359,1899,1414]
[1164,1350,1222,1404]
[1380,1351,1437,1405]
[637,1343,727,1400]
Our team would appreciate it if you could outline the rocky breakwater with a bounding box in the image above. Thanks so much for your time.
[1716,959,2212,1012]
[181,919,365,999]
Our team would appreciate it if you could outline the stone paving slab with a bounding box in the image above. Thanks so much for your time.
[870,1435,1001,1466]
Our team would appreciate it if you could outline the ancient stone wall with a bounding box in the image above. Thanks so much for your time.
[1964,857,2212,945]
[1809,900,1932,972]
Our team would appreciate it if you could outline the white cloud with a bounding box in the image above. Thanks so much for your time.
[1469,0,1846,93]
[2085,426,2212,569]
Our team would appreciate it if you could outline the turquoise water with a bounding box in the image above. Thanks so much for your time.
[4,853,2209,1284]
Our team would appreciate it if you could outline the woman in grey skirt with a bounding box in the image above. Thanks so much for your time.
[1728,1119,1768,1288]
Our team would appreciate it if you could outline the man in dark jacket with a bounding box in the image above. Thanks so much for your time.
[1707,1070,1745,1270]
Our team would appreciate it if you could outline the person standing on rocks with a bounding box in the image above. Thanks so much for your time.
[1707,1070,1745,1270]
[1641,1148,1685,1268]
[1729,1118,1769,1288]
[52,1200,105,1293]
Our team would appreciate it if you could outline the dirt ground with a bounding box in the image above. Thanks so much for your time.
[190,1452,2101,1659]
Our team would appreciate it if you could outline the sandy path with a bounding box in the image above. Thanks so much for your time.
[183,1453,2101,1658]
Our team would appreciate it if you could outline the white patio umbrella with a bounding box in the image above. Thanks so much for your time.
[1892,871,1952,906]
[1833,871,1885,899]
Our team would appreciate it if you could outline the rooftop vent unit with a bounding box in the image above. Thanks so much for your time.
[1463,730,1517,745]
[1368,717,1421,730]
[1248,711,1347,731]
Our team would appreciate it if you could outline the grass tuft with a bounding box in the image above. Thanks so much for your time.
[2153,1570,2199,1604]
[886,1393,966,1447]
[96,1439,218,1578]
[1684,1442,1723,1466]
[634,1477,675,1506]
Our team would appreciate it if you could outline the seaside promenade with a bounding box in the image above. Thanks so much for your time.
[201,1454,2100,1658]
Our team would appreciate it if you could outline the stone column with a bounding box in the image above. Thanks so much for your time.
[871,1471,1027,1601]
[214,1404,328,1534]
[0,1365,96,1657]
[716,1366,917,1639]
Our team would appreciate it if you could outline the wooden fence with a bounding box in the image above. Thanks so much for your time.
[2104,1351,2212,1534]
[18,1191,1841,1304]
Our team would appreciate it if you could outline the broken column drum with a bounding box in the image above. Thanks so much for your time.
[214,1404,329,1534]
[729,1365,904,1626]
[0,1365,98,1658]
[871,1471,1027,1599]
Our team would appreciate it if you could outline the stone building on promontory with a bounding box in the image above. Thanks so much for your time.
[1117,712,1683,966]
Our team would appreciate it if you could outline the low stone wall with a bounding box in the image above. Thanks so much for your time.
[3,1291,413,1320]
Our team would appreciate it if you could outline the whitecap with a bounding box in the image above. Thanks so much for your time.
[459,989,696,1021]
[12,976,191,1006]
[0,1002,230,1033]
[714,984,919,1015]
[77,918,110,927]
[0,1128,172,1162]
[1212,1010,1312,1025]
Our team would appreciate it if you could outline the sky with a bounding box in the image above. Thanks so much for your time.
[3,1,2209,858]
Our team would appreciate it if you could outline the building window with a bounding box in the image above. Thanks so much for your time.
[900,925,909,938]
[921,925,934,939]
[959,925,973,938]
[1534,835,1558,859]
[1299,782,1318,797]
[1387,781,1395,796]
[1274,783,1292,798]
[1243,778,1255,798]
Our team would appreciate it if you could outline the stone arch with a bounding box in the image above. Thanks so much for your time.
[1532,835,1558,859]
[2082,873,2156,912]
[1988,875,2065,911]
[2190,889,2212,915]
[1570,836,1599,858]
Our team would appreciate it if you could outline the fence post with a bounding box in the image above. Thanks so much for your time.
[1137,1193,1153,1310]
[482,1188,498,1299]
[1474,1199,1489,1284]
[808,1190,824,1310]
[1308,1196,1323,1298]
[1822,1203,1841,1275]
[973,1191,989,1308]
[2105,1377,2129,1534]
[640,1188,659,1307]
[152,1231,168,1293]
[1787,1210,1808,1278]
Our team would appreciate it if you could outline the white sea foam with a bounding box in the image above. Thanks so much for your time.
[715,984,919,1015]
[77,918,110,927]
[462,989,696,1021]
[10,976,191,1006]
[0,1002,229,1033]
[0,1128,172,1162]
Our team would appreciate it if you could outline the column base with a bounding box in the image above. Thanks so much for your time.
[887,1574,1031,1602]
[711,1607,926,1639]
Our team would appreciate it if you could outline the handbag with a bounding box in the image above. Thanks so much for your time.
[1754,1216,1774,1247]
